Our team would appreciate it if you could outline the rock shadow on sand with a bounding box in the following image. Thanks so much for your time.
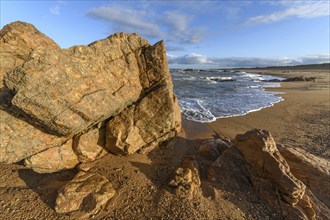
[18,168,77,209]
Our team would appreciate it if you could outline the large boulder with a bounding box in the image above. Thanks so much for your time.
[0,21,60,88]
[278,144,330,207]
[0,21,181,174]
[4,32,148,136]
[234,129,306,205]
[55,171,115,214]
[234,129,319,219]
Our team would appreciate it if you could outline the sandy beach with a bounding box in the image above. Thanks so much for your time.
[0,67,329,219]
[210,68,330,159]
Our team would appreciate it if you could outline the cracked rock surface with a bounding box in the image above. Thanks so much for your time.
[0,21,181,175]
[4,33,148,136]
[0,21,60,88]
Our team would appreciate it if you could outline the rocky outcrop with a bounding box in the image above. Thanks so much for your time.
[4,33,148,136]
[234,129,329,220]
[55,171,115,214]
[263,76,317,83]
[0,21,181,176]
[0,21,64,164]
[204,131,330,220]
[106,83,181,155]
[234,129,306,206]
[278,144,330,207]
[169,155,201,198]
[198,138,230,161]
[0,21,60,88]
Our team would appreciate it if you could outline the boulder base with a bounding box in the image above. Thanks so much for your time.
[25,139,79,173]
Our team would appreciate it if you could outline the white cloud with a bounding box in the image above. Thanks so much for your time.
[168,53,214,65]
[50,1,66,15]
[88,4,205,44]
[168,53,330,68]
[245,1,330,25]
[298,54,330,64]
[88,6,163,38]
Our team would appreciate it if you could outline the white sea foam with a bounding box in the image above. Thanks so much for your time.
[179,98,216,122]
[171,70,284,123]
[203,76,233,81]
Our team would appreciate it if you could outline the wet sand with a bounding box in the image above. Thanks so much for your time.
[209,68,330,158]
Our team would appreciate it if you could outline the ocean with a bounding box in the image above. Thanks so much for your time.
[171,69,285,123]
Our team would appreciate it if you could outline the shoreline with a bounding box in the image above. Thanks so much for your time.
[175,69,286,124]
[207,68,329,158]
[177,67,329,158]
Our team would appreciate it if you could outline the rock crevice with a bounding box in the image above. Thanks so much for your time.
[0,21,181,174]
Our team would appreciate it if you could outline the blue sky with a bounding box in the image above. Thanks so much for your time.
[1,0,329,68]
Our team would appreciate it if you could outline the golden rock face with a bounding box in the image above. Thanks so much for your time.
[0,21,60,89]
[55,171,116,214]
[235,129,306,205]
[0,21,181,174]
[4,33,148,136]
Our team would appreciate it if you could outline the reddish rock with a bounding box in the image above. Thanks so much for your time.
[0,98,66,164]
[73,128,108,163]
[0,22,181,174]
[105,68,181,155]
[233,129,324,219]
[25,139,79,173]
[234,129,306,205]
[55,171,115,214]
[278,144,330,207]
[4,33,147,136]
[169,155,200,198]
[0,21,60,88]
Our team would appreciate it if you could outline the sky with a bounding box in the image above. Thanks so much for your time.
[1,0,330,68]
